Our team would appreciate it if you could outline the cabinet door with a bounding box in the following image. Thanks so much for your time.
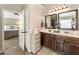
[41,33,55,50]
[45,34,55,50]
[48,37,53,49]
[44,37,48,47]
[44,34,50,48]
[55,39,65,54]
[41,33,44,45]
[49,35,55,50]
[41,33,47,46]
[66,42,79,55]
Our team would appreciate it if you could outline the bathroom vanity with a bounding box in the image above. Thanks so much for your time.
[40,29,79,55]
[40,9,79,55]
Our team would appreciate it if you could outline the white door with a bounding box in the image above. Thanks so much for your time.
[19,10,25,50]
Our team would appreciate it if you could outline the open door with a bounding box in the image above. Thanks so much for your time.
[19,10,25,50]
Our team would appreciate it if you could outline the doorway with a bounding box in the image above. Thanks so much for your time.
[3,9,19,51]
[2,9,26,54]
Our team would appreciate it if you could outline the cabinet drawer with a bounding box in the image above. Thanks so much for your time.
[67,37,79,44]
[55,39,65,51]
[55,35,68,41]
[66,42,79,55]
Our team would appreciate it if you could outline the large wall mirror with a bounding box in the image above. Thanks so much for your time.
[58,9,78,30]
[45,14,57,29]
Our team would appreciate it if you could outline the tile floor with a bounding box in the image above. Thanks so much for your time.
[37,47,60,55]
[2,37,60,55]
[3,37,32,55]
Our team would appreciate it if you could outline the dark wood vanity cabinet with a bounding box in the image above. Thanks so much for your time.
[41,33,55,50]
[41,32,79,55]
[66,42,79,55]
[47,34,55,50]
[41,33,46,45]
[55,35,66,54]
[65,38,79,55]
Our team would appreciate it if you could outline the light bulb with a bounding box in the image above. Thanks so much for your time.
[49,8,52,12]
[55,7,58,11]
[58,5,62,10]
[52,8,55,12]
[63,4,68,9]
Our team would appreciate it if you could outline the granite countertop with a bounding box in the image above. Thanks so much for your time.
[40,28,79,38]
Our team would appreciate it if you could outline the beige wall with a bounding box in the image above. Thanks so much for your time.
[29,5,44,52]
[1,4,22,12]
[24,4,44,52]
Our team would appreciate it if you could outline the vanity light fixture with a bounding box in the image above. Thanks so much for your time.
[49,8,52,12]
[49,4,68,12]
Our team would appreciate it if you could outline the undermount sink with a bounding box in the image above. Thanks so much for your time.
[53,30,60,33]
[48,29,52,32]
[48,29,60,33]
[64,31,69,34]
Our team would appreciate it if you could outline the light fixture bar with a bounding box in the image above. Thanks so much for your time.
[49,4,68,12]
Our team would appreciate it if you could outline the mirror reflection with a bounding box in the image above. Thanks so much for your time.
[45,14,57,29]
[58,10,78,30]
